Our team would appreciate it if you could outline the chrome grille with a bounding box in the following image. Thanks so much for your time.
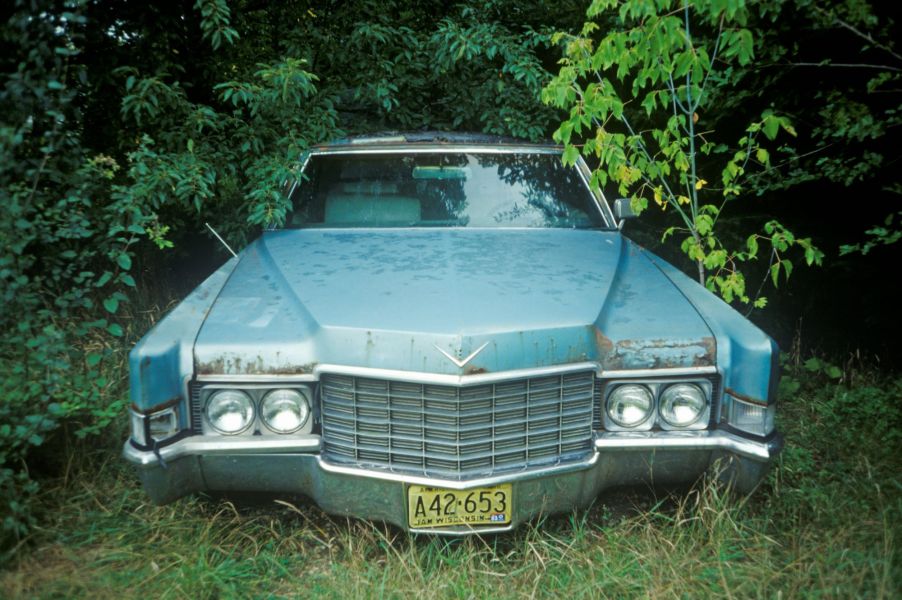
[189,381,203,434]
[320,370,595,479]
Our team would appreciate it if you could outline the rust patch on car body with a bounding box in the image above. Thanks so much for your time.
[196,355,318,376]
[599,335,716,370]
[592,326,614,355]
[131,396,181,415]
[724,386,768,407]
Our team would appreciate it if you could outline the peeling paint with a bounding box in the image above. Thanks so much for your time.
[601,336,715,370]
[196,355,318,375]
[131,396,181,415]
[593,326,614,354]
[724,386,768,406]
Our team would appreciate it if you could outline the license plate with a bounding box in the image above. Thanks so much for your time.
[407,484,512,528]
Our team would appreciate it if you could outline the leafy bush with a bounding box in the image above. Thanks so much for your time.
[771,357,901,557]
[779,358,902,471]
[0,5,146,543]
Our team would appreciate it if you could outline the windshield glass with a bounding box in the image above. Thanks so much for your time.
[286,152,608,228]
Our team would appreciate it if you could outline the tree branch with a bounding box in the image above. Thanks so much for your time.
[773,61,902,73]
[820,8,902,63]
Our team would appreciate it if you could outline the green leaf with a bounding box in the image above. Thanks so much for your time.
[746,235,759,257]
[562,145,580,165]
[107,323,124,337]
[770,263,780,286]
[103,297,119,313]
[782,259,793,281]
[762,116,779,140]
[117,254,132,270]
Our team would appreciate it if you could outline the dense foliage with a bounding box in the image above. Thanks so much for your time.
[0,0,899,549]
[543,0,828,306]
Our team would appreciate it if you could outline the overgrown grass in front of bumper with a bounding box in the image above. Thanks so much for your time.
[2,364,899,599]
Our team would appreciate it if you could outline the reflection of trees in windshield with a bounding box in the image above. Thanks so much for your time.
[287,152,605,228]
[474,154,592,227]
[409,155,469,225]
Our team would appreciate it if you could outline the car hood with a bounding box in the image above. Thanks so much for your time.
[194,229,715,375]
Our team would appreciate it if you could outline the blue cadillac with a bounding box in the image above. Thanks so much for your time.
[124,132,782,534]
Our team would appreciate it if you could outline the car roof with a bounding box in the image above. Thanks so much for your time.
[313,131,558,149]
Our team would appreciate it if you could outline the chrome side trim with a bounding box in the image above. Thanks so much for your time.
[594,430,780,462]
[315,453,600,489]
[194,364,717,384]
[123,436,321,467]
[308,144,563,156]
[313,362,599,386]
[196,374,317,383]
[574,155,616,227]
[600,365,718,379]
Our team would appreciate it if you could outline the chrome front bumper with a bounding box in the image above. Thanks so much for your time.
[123,429,782,534]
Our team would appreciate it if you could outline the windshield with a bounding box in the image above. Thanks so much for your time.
[286,152,608,228]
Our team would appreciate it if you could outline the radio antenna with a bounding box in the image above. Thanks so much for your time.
[204,222,237,258]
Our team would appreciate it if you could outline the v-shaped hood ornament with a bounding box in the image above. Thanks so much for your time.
[433,341,490,368]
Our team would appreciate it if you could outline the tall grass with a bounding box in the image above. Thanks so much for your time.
[1,354,898,598]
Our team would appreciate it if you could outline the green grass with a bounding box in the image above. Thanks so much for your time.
[2,364,899,599]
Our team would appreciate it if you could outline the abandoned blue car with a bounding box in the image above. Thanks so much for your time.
[124,132,782,534]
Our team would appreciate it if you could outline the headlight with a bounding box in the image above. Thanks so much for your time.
[206,390,254,434]
[261,388,310,433]
[659,383,706,427]
[606,384,653,427]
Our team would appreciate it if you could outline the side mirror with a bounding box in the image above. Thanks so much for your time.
[613,198,638,221]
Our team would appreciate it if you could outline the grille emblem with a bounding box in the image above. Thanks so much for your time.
[433,341,490,368]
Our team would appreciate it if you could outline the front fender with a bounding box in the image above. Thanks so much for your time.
[129,257,238,413]
[645,252,778,404]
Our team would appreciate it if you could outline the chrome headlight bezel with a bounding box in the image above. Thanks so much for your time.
[198,384,316,436]
[602,378,713,431]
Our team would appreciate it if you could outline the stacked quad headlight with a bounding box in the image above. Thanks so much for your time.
[204,387,312,435]
[604,381,711,431]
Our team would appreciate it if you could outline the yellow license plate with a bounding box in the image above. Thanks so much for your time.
[407,484,512,528]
